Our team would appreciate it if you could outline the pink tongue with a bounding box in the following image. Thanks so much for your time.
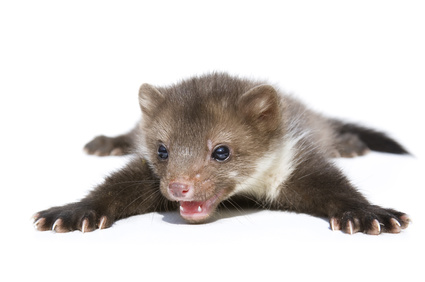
[180,201,205,214]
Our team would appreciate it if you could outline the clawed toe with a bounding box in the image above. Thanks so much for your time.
[330,217,340,231]
[329,208,410,235]
[81,218,89,233]
[34,217,47,231]
[84,135,130,157]
[34,216,111,233]
[33,205,113,233]
[98,216,108,230]
[365,219,381,235]
[386,218,402,234]
[52,218,70,233]
[399,214,411,229]
[346,220,354,235]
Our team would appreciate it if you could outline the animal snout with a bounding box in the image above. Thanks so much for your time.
[168,182,194,199]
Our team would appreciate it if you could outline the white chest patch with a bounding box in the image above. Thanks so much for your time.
[232,136,299,202]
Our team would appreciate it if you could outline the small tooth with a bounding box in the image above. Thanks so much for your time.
[180,206,184,211]
[197,206,202,212]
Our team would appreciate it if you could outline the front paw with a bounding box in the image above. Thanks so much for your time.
[84,135,128,156]
[33,202,113,233]
[329,206,410,235]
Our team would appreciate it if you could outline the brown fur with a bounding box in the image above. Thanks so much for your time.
[34,72,410,234]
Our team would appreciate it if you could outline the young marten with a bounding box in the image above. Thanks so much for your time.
[34,73,410,235]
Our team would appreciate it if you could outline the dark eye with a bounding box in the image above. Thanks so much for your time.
[212,145,230,162]
[157,144,168,160]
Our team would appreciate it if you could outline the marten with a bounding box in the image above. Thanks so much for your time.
[34,72,410,235]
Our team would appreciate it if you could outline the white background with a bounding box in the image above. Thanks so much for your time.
[1,1,424,281]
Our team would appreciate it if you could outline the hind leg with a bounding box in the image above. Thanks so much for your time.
[334,133,370,158]
[84,127,138,156]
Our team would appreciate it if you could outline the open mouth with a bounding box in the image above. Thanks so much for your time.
[179,193,222,223]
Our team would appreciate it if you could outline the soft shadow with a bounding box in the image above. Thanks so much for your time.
[160,211,186,224]
[160,205,262,225]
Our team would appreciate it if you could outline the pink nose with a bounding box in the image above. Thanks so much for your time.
[168,182,193,199]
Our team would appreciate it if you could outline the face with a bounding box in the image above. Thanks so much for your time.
[144,102,257,222]
[138,81,282,223]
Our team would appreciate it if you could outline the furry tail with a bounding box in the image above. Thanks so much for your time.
[332,120,409,155]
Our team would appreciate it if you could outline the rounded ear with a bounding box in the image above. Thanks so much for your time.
[237,84,281,131]
[139,83,164,116]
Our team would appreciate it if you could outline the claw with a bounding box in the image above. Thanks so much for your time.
[330,218,339,231]
[32,213,40,221]
[348,220,353,235]
[99,216,107,230]
[110,148,124,156]
[33,218,44,229]
[389,218,402,233]
[374,219,381,234]
[81,219,89,233]
[52,218,62,232]
[391,218,401,227]
[366,219,381,235]
[399,214,411,229]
